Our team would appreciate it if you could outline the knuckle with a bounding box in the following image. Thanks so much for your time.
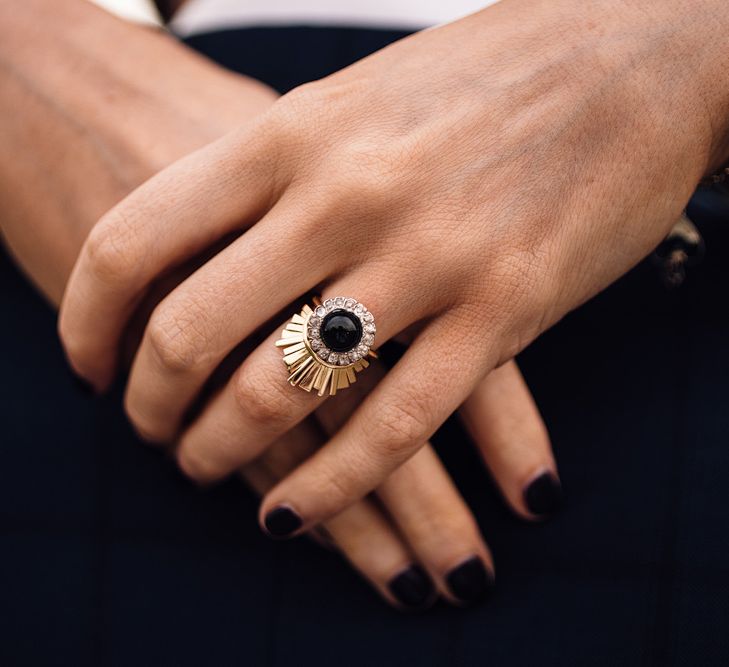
[265,83,320,143]
[281,81,321,110]
[128,417,168,445]
[320,461,358,507]
[481,243,558,355]
[145,305,206,375]
[176,446,222,485]
[84,209,141,284]
[371,394,433,458]
[338,147,402,204]
[232,365,298,428]
[123,397,170,445]
[57,311,85,367]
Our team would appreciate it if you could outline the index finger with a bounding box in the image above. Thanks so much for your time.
[259,312,493,534]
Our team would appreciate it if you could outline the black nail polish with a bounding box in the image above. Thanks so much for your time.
[388,565,435,610]
[524,472,564,517]
[263,506,303,538]
[445,556,494,604]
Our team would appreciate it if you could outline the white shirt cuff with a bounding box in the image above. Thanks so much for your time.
[86,0,163,27]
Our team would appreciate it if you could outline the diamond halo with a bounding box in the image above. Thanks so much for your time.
[306,297,376,367]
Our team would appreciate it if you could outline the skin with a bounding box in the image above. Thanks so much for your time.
[1,0,559,609]
[0,0,274,302]
[58,0,729,537]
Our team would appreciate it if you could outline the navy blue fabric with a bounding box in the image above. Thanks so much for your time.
[2,26,729,667]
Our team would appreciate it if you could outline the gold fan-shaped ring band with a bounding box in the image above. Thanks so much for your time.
[275,296,378,396]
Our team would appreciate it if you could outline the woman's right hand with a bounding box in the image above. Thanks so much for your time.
[0,0,562,609]
[243,357,560,609]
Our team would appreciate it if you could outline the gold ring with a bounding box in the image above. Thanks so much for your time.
[275,297,377,396]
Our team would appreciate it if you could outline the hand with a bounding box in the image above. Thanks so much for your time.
[61,0,729,534]
[0,3,556,608]
[0,0,276,304]
[1,0,562,609]
[242,357,558,608]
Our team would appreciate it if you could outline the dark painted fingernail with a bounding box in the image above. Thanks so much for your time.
[388,565,435,610]
[524,472,564,517]
[445,556,494,604]
[263,506,302,538]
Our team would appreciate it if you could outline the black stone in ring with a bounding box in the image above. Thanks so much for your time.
[320,309,363,352]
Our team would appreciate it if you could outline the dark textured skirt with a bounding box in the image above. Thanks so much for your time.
[2,26,729,667]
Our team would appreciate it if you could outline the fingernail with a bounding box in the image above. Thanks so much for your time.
[388,565,435,610]
[263,506,303,538]
[524,472,564,517]
[445,556,494,605]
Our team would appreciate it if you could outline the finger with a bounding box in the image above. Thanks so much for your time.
[254,351,493,608]
[239,421,334,550]
[377,447,495,606]
[318,497,436,610]
[259,310,490,535]
[241,421,436,610]
[316,384,495,606]
[58,124,285,390]
[460,360,562,520]
[174,278,431,485]
[122,198,333,443]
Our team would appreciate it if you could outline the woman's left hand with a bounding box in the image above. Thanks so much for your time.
[241,357,556,609]
[59,0,729,535]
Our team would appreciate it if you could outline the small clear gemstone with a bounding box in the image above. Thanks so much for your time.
[363,312,374,322]
[348,351,360,363]
[338,355,349,366]
[318,349,330,361]
[310,339,321,350]
[334,297,345,307]
[364,323,375,333]
[354,304,364,315]
[363,334,374,346]
[315,306,326,318]
[357,344,368,355]
[344,298,356,309]
[324,299,335,311]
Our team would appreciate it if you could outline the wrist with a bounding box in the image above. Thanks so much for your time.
[472,0,729,179]
[608,0,729,174]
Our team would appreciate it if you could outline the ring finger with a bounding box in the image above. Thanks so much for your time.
[171,276,427,483]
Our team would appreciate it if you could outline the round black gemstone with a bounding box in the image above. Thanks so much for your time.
[320,309,362,352]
